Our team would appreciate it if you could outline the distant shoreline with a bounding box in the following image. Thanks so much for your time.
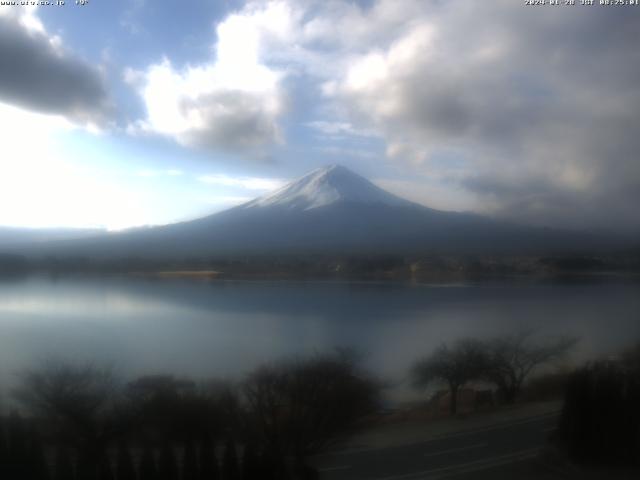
[2,251,640,283]
[129,270,224,280]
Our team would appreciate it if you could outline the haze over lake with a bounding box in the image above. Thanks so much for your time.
[1,276,638,403]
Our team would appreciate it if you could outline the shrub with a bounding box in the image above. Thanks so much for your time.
[558,361,640,466]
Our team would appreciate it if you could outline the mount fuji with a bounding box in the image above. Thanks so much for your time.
[16,165,598,258]
[241,164,413,211]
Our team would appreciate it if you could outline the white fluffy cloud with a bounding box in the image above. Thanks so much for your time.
[127,1,301,152]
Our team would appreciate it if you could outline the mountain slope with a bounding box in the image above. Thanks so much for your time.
[8,165,607,258]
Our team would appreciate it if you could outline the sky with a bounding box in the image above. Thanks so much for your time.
[0,0,638,232]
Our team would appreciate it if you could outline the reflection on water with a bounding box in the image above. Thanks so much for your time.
[0,275,639,402]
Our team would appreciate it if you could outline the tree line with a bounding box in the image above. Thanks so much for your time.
[0,351,380,480]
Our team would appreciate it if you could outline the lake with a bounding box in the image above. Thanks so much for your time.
[1,275,639,403]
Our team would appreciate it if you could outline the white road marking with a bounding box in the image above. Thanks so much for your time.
[424,443,488,458]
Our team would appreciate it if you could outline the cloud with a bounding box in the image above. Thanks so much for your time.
[127,1,298,153]
[306,120,375,138]
[197,174,285,191]
[375,178,482,214]
[314,146,378,160]
[0,7,110,127]
[312,0,640,231]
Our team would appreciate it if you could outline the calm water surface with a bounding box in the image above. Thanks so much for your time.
[1,275,639,402]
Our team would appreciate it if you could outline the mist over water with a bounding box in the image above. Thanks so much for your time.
[1,275,639,403]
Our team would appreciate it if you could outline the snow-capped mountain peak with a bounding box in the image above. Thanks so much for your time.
[241,164,413,211]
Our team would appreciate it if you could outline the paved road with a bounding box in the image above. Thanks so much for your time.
[315,412,559,480]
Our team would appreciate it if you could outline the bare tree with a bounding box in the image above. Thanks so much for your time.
[242,351,380,458]
[14,361,120,480]
[14,361,119,436]
[412,339,488,415]
[484,332,577,404]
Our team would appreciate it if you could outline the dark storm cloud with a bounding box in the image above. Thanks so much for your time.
[332,1,640,231]
[0,14,110,124]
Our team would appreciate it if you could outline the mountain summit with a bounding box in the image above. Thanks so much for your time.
[241,165,413,211]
